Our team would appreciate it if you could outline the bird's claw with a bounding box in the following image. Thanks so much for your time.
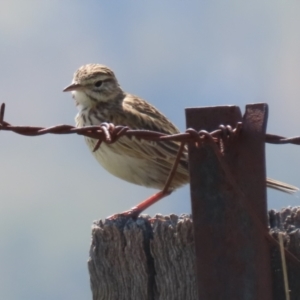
[107,206,140,221]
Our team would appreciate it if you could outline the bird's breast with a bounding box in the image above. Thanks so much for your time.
[85,136,166,188]
[76,111,189,190]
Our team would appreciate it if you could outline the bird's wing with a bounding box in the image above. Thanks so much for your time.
[108,94,188,171]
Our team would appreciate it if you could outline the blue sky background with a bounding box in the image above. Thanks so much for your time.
[1,1,300,299]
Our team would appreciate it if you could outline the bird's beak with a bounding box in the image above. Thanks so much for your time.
[63,83,82,92]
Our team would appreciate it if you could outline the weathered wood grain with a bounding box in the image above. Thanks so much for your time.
[88,207,300,300]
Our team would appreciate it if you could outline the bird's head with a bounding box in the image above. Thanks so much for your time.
[63,64,123,109]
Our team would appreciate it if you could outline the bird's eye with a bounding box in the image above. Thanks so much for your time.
[94,80,102,87]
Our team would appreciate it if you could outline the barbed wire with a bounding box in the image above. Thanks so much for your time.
[264,133,300,145]
[1,103,300,148]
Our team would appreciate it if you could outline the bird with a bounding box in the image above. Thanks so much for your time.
[63,64,298,218]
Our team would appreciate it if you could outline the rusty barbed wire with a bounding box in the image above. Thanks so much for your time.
[0,103,239,149]
[1,103,300,147]
[265,133,300,145]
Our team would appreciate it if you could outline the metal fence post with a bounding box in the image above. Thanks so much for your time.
[185,104,272,300]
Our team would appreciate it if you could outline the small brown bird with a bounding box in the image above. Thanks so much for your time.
[63,64,298,217]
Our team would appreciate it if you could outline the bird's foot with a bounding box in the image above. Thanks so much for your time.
[106,190,173,221]
[107,206,141,221]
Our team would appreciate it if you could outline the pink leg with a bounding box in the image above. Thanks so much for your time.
[107,190,172,220]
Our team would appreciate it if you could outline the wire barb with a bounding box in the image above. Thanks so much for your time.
[0,103,5,124]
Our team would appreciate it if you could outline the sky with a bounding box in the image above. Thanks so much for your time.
[1,1,300,299]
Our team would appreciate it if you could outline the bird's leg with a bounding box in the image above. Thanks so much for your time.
[107,189,173,220]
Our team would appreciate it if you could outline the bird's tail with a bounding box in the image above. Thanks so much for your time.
[267,178,299,194]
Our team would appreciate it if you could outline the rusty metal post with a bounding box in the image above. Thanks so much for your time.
[185,104,272,300]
